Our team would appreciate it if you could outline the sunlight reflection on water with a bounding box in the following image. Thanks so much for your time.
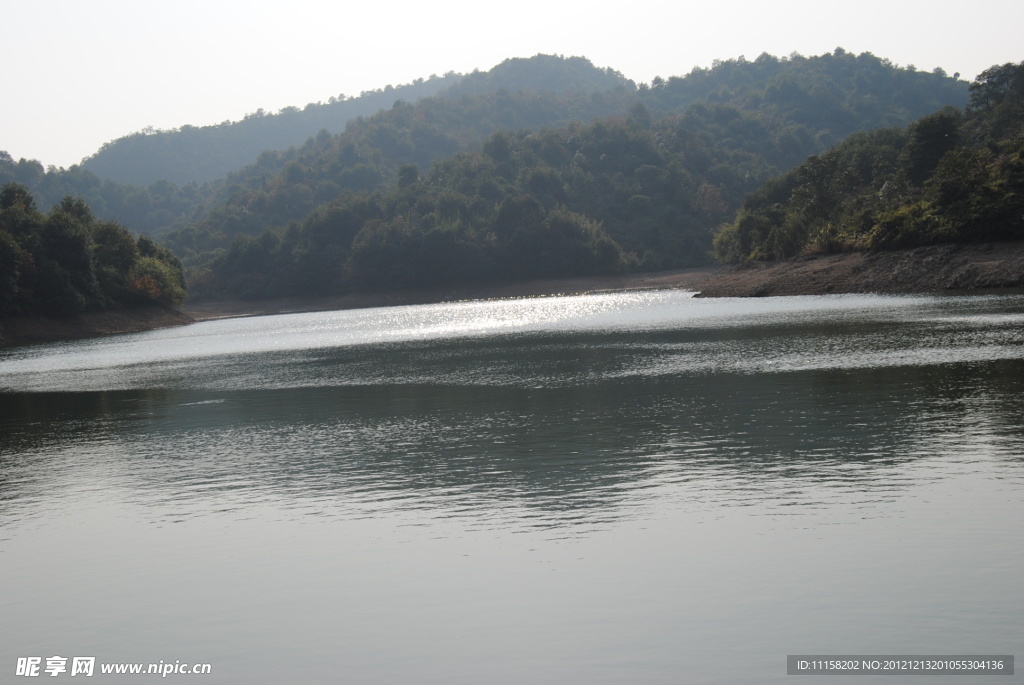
[3,291,1024,394]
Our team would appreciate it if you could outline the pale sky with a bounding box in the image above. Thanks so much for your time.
[4,0,1022,170]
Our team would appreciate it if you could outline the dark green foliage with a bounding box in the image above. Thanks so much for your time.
[715,62,1024,262]
[189,117,748,298]
[969,63,1024,113]
[0,230,25,311]
[902,107,962,185]
[507,209,625,279]
[0,182,37,211]
[924,137,1024,242]
[0,183,186,315]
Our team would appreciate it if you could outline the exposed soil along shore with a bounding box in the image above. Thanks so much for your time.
[0,306,195,349]
[694,241,1024,298]
[4,242,1022,348]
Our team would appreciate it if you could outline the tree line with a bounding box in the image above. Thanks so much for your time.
[0,183,185,316]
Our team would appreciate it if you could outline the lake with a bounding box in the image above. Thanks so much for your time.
[1,290,1022,683]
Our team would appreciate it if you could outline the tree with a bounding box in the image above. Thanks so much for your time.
[92,221,141,303]
[969,62,1024,111]
[902,107,962,185]
[968,62,1024,140]
[397,164,419,188]
[41,209,100,307]
[0,230,24,313]
[0,182,36,211]
[494,194,544,240]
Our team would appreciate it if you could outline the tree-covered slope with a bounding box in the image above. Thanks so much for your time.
[713,62,1024,262]
[641,49,965,129]
[190,118,691,299]
[182,50,970,298]
[161,85,638,264]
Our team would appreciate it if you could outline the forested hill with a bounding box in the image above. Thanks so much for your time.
[0,55,631,237]
[184,51,972,300]
[2,51,966,250]
[713,61,1024,262]
[78,73,463,187]
[168,51,968,275]
[79,55,633,188]
[2,50,973,304]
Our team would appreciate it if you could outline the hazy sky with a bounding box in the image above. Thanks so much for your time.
[4,0,1022,170]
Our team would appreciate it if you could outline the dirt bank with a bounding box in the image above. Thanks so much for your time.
[694,241,1024,298]
[0,306,195,349]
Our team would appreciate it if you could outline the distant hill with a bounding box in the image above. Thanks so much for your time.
[442,54,633,97]
[78,73,463,187]
[0,151,206,239]
[1,55,633,237]
[78,55,635,188]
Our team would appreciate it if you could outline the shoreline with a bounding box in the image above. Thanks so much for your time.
[183,241,1024,321]
[692,240,1024,298]
[3,241,1021,348]
[180,266,722,322]
[0,306,195,349]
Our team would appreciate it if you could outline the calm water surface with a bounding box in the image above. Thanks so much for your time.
[1,291,1022,683]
